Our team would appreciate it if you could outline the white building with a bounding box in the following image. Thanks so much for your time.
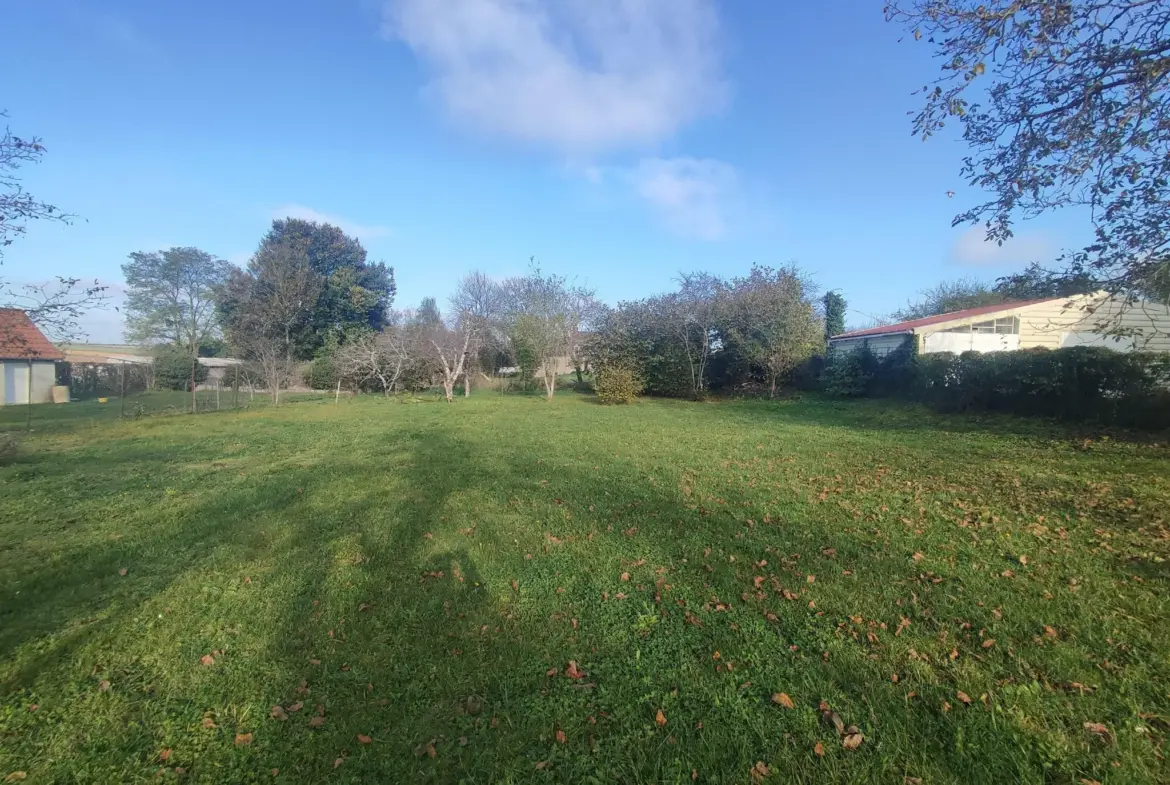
[829,293,1170,357]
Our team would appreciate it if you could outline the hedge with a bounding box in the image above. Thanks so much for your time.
[824,344,1170,430]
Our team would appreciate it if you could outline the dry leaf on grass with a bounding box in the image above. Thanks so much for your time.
[159,749,172,762]
[911,553,924,562]
[751,761,770,781]
[1083,722,1112,743]
[566,661,585,680]
[4,774,27,783]
[1043,625,1058,639]
[200,655,215,666]
[842,731,864,750]
[201,717,217,729]
[956,691,972,705]
[771,693,795,709]
[333,758,344,769]
[357,734,372,744]
[308,716,325,728]
[620,572,630,582]
[510,579,519,592]
[270,705,288,721]
[555,729,566,744]
[655,709,667,727]
[287,702,303,712]
[814,742,825,757]
[98,680,111,692]
[982,639,996,649]
[234,733,252,746]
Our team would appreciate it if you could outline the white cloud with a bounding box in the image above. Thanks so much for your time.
[627,157,738,240]
[383,0,727,152]
[270,205,392,241]
[951,226,1054,266]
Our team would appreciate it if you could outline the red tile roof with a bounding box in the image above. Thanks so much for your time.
[831,297,1062,340]
[0,309,65,360]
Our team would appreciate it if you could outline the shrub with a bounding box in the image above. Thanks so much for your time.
[594,364,644,404]
[307,355,339,390]
[831,342,1170,429]
[154,349,208,391]
[822,345,879,397]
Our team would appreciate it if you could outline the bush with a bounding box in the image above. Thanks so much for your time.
[154,349,208,391]
[307,355,339,390]
[828,343,1170,429]
[594,364,644,404]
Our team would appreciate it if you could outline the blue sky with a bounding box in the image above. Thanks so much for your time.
[1,0,1082,341]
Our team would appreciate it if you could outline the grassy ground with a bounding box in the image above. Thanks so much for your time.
[1,392,1168,783]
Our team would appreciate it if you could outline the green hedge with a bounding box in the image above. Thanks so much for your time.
[154,349,209,391]
[825,344,1170,429]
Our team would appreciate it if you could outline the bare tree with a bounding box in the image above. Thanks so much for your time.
[450,271,504,396]
[671,271,725,399]
[336,321,412,395]
[428,322,473,403]
[1,111,106,342]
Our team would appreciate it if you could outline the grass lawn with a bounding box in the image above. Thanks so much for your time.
[1,393,1169,783]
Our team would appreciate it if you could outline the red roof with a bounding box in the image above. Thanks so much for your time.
[831,297,1062,340]
[0,309,65,360]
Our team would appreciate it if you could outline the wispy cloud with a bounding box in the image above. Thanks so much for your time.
[270,205,393,242]
[382,0,727,153]
[951,225,1054,267]
[627,157,738,240]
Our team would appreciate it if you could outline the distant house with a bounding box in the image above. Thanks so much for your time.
[828,293,1170,358]
[0,309,63,405]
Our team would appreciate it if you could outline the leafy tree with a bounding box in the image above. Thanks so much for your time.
[217,238,322,404]
[726,265,822,398]
[240,218,395,358]
[503,262,588,400]
[992,263,1100,301]
[892,277,1005,321]
[122,247,229,356]
[153,346,209,391]
[822,290,847,341]
[886,0,1170,305]
[1,110,105,341]
[415,297,442,329]
[669,271,726,399]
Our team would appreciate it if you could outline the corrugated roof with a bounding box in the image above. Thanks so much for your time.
[0,308,64,361]
[830,297,1063,340]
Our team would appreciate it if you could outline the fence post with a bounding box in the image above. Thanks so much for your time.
[120,360,126,418]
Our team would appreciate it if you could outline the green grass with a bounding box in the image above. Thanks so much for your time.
[1,393,1168,783]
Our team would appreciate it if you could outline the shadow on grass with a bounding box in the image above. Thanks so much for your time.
[1,404,1163,783]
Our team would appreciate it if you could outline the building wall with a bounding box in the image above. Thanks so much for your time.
[828,333,910,358]
[1017,295,1170,352]
[0,360,56,405]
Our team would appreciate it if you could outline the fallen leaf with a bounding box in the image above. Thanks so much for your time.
[1043,625,1058,639]
[308,716,325,728]
[201,717,217,729]
[895,616,911,636]
[956,691,972,705]
[310,658,321,666]
[842,731,864,750]
[426,742,437,758]
[982,639,996,649]
[287,702,303,712]
[510,579,519,592]
[620,572,630,582]
[333,758,344,769]
[814,741,825,756]
[98,680,111,692]
[566,661,585,680]
[160,749,172,762]
[119,568,128,576]
[3,774,27,783]
[655,709,667,727]
[358,603,372,612]
[357,734,372,744]
[200,655,215,666]
[459,736,469,746]
[270,705,288,721]
[555,729,566,744]
[1083,722,1112,743]
[905,778,923,785]
[827,712,845,735]
[235,733,253,746]
[751,761,770,780]
[546,667,558,677]
[772,693,795,709]
[911,553,924,562]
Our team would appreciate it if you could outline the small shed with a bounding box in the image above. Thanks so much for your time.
[0,309,63,405]
[829,293,1170,357]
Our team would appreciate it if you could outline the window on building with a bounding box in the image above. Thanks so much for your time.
[943,316,1019,335]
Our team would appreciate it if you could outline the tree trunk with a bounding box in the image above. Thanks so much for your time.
[464,368,471,397]
[574,363,583,385]
[443,378,454,402]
